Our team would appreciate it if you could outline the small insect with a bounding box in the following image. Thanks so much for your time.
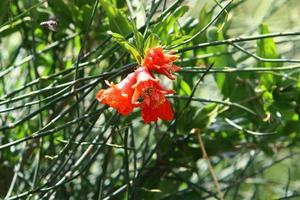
[40,17,57,32]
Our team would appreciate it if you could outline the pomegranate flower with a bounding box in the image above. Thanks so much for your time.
[132,67,174,123]
[96,46,180,123]
[143,47,180,80]
[96,73,136,115]
[140,91,174,123]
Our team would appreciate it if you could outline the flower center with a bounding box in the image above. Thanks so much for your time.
[141,87,153,97]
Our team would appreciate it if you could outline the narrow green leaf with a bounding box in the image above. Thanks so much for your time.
[153,6,189,45]
[256,23,280,68]
[256,24,279,113]
[129,20,144,56]
[144,33,160,52]
[109,31,142,64]
[179,79,192,96]
[206,26,236,97]
[193,5,213,44]
[100,0,132,36]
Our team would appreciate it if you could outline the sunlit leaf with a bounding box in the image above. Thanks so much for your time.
[109,31,142,64]
[100,0,132,36]
[144,33,160,51]
[206,26,236,97]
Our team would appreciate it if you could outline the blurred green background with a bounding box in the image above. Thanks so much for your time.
[0,0,300,199]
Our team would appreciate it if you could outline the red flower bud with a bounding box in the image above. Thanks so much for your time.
[143,47,180,80]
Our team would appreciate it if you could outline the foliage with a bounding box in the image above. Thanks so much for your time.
[0,0,300,199]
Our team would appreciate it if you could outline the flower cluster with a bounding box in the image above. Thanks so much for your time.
[96,47,180,123]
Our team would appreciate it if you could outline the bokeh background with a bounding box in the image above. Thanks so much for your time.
[0,0,300,199]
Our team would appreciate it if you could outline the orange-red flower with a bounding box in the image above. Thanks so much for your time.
[143,47,180,80]
[132,67,174,123]
[96,73,136,115]
[96,46,180,123]
[140,91,174,123]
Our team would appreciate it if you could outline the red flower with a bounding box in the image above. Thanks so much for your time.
[143,47,180,80]
[132,67,174,123]
[96,46,180,123]
[96,73,136,115]
[140,92,174,123]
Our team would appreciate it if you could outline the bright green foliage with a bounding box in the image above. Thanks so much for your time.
[109,31,143,64]
[207,26,236,97]
[0,1,300,200]
[153,6,190,46]
[257,24,280,68]
[144,33,160,52]
[100,0,132,36]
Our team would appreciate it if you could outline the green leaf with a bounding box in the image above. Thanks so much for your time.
[144,33,160,52]
[100,0,132,36]
[256,23,280,68]
[129,20,144,56]
[153,6,189,45]
[134,31,144,55]
[256,24,280,113]
[179,79,192,96]
[192,103,220,130]
[256,23,280,87]
[109,31,142,64]
[193,4,213,44]
[206,26,236,97]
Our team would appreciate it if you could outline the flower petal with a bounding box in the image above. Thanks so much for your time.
[141,105,159,123]
[96,73,136,116]
[143,47,180,79]
[157,99,174,121]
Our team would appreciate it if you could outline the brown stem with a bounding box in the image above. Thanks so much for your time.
[192,128,224,200]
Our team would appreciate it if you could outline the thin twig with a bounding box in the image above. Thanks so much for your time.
[171,0,233,48]
[180,64,300,73]
[192,128,224,200]
[177,31,300,53]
